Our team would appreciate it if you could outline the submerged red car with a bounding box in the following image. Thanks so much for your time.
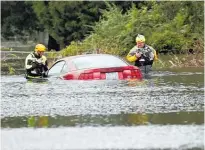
[48,54,142,80]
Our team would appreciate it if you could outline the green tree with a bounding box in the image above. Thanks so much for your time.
[1,1,40,39]
[31,1,107,49]
[149,1,204,53]
[62,1,204,56]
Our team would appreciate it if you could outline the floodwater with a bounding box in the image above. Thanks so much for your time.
[1,68,204,150]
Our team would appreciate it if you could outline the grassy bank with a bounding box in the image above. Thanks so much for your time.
[152,53,204,69]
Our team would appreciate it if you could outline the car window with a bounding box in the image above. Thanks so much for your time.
[72,55,128,70]
[48,61,66,75]
[61,63,70,73]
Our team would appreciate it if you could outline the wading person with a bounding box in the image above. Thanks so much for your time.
[126,34,158,74]
[25,44,48,79]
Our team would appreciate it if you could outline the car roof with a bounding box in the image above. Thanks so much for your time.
[58,54,120,62]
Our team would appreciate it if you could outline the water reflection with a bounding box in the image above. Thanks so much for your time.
[1,111,203,128]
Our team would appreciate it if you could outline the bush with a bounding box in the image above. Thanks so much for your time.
[61,2,204,58]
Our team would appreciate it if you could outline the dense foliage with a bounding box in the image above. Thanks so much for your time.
[61,1,204,56]
[1,1,40,39]
[1,1,204,56]
[30,1,107,48]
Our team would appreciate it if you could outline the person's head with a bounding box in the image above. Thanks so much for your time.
[136,34,145,48]
[35,44,46,56]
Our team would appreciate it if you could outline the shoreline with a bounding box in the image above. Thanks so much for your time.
[1,52,204,75]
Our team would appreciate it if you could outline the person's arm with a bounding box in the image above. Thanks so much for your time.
[25,54,38,70]
[126,46,141,62]
[41,55,48,71]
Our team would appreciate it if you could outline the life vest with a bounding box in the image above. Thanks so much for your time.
[25,52,48,77]
[134,45,154,67]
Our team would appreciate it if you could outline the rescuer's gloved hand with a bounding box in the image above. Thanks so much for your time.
[135,52,142,58]
[42,71,48,77]
[36,58,43,64]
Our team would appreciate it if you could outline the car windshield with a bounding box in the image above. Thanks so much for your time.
[72,55,128,70]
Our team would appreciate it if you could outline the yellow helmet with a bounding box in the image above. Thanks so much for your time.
[35,44,46,52]
[136,34,145,42]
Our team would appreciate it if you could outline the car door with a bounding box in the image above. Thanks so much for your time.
[48,60,68,77]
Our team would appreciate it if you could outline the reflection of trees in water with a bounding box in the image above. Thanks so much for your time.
[126,113,148,125]
[28,116,48,128]
[162,74,204,87]
[1,112,203,128]
[27,114,149,127]
[127,77,160,87]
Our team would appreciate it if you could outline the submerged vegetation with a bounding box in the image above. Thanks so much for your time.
[152,53,204,69]
[1,54,18,75]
